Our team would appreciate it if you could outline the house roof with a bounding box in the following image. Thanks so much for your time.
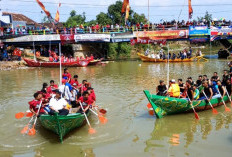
[39,22,64,28]
[2,12,40,26]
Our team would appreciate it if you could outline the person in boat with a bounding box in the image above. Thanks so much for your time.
[151,52,155,59]
[222,70,230,86]
[186,80,194,101]
[225,79,231,95]
[167,79,180,98]
[47,80,58,95]
[70,88,78,108]
[90,54,94,61]
[48,90,69,115]
[178,79,185,95]
[210,77,220,97]
[77,91,92,113]
[86,87,96,106]
[70,75,80,90]
[62,68,72,83]
[144,49,150,56]
[202,75,211,84]
[187,77,194,86]
[196,75,203,87]
[198,81,213,100]
[168,53,171,59]
[229,62,232,83]
[162,53,166,60]
[156,80,167,96]
[59,79,72,103]
[213,72,220,81]
[193,84,200,100]
[217,80,226,98]
[28,92,46,116]
[172,53,176,60]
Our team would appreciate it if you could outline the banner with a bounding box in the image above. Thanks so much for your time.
[130,39,166,45]
[74,34,111,42]
[134,30,188,40]
[60,34,74,44]
[189,26,209,36]
[121,0,129,14]
[189,36,209,43]
[55,3,61,23]
[211,26,232,36]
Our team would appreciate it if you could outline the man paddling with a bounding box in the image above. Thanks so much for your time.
[28,93,46,116]
[47,80,58,95]
[199,81,213,100]
[186,80,194,101]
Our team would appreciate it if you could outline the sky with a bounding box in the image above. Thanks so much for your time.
[0,0,232,23]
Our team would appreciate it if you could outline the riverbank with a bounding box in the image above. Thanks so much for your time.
[0,61,28,71]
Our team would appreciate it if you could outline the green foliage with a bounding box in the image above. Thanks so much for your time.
[107,42,132,59]
[197,11,212,22]
[96,12,112,25]
[131,13,147,24]
[107,1,123,25]
[65,11,86,27]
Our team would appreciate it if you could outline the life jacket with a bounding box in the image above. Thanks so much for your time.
[168,84,180,97]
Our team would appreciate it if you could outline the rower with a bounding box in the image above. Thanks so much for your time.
[156,80,167,96]
[225,79,231,95]
[222,70,229,86]
[213,72,220,81]
[196,75,203,87]
[70,75,80,90]
[59,79,72,103]
[193,84,200,100]
[77,91,92,113]
[62,68,72,83]
[217,80,226,98]
[187,77,194,86]
[168,79,180,98]
[28,92,46,116]
[178,79,185,94]
[47,80,58,95]
[198,81,213,100]
[186,80,194,101]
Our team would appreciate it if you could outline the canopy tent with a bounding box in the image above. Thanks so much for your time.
[0,20,8,27]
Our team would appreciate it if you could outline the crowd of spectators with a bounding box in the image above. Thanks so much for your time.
[0,19,231,37]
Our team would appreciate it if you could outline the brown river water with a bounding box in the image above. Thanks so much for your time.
[0,60,231,157]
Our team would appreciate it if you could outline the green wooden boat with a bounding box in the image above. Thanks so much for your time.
[144,90,232,119]
[39,112,89,143]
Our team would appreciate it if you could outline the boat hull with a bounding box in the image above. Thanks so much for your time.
[23,58,89,67]
[39,113,88,142]
[137,53,201,62]
[144,90,231,118]
[88,58,103,66]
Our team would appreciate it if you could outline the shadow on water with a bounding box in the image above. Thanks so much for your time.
[144,111,232,153]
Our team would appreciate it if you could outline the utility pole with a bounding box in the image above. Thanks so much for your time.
[148,0,150,27]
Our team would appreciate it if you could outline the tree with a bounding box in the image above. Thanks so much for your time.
[197,11,212,22]
[70,10,76,17]
[107,1,123,25]
[96,12,112,25]
[132,13,147,24]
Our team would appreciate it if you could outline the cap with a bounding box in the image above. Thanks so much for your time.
[171,79,175,83]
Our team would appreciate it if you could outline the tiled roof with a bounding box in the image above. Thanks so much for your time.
[2,12,40,26]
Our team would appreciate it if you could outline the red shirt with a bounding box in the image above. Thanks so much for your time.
[78,96,93,108]
[28,100,45,113]
[90,92,96,101]
[70,79,79,88]
[62,72,72,80]
[47,85,58,94]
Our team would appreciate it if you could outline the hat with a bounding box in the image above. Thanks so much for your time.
[171,79,175,83]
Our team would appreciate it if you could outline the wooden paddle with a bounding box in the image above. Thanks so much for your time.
[89,108,108,124]
[21,115,35,134]
[79,102,96,134]
[216,88,231,112]
[28,101,42,136]
[224,87,232,107]
[15,111,33,119]
[202,91,218,114]
[186,94,200,120]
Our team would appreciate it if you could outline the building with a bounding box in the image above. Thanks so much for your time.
[2,12,40,29]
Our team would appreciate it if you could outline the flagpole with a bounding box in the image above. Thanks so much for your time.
[59,43,62,85]
[167,42,170,86]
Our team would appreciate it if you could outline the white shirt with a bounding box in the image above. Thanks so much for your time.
[49,97,67,111]
[59,85,72,100]
[70,90,77,101]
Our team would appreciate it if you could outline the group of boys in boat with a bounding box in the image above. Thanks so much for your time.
[156,66,232,101]
[28,68,96,116]
[145,47,202,60]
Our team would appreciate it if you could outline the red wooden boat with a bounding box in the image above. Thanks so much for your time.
[23,58,90,67]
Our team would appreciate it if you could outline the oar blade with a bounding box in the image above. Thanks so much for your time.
[88,127,96,134]
[194,113,200,120]
[99,109,107,115]
[15,112,25,119]
[28,128,36,136]
[21,126,29,134]
[26,112,33,117]
[225,107,231,112]
[99,115,108,124]
[212,108,218,115]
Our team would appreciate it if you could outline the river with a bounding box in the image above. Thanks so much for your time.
[0,60,231,157]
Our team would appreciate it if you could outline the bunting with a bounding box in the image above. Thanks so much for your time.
[55,3,61,23]
[188,0,193,19]
[36,0,51,18]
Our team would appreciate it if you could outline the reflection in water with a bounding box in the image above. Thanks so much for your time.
[145,112,232,153]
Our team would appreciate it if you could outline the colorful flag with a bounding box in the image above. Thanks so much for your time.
[188,0,193,19]
[55,3,61,23]
[125,4,130,21]
[36,0,51,17]
[121,0,129,14]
